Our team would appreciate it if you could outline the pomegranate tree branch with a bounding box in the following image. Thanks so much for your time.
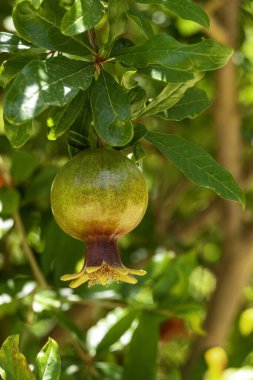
[0,156,48,289]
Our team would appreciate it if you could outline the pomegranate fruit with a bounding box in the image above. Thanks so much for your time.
[51,148,148,287]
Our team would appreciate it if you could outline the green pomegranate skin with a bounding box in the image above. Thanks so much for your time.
[50,148,148,242]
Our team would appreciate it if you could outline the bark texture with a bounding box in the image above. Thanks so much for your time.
[182,0,253,376]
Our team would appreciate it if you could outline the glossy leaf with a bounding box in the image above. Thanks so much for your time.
[0,32,32,54]
[0,335,36,380]
[108,0,129,42]
[137,65,194,83]
[0,56,34,88]
[13,1,93,56]
[4,118,35,148]
[61,0,104,36]
[4,56,94,124]
[137,0,210,28]
[157,87,211,120]
[91,71,133,146]
[97,310,137,353]
[127,8,154,39]
[123,313,159,380]
[34,338,61,380]
[136,72,203,117]
[47,91,87,140]
[116,34,233,72]
[146,132,245,206]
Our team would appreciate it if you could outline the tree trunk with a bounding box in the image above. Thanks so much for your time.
[182,0,253,376]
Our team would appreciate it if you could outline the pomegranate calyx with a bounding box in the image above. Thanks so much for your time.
[61,262,146,288]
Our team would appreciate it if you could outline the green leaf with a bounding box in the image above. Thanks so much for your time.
[146,132,245,206]
[13,0,93,56]
[129,86,147,117]
[91,71,133,146]
[116,34,233,72]
[108,0,129,42]
[136,71,203,117]
[4,118,35,148]
[47,91,87,140]
[0,188,20,215]
[137,0,210,29]
[11,151,40,184]
[123,313,159,380]
[4,56,94,124]
[34,338,61,380]
[127,8,154,39]
[97,310,137,354]
[61,0,104,36]
[0,56,34,88]
[138,65,194,83]
[130,123,148,145]
[157,87,211,120]
[30,0,45,9]
[0,32,33,54]
[0,335,36,380]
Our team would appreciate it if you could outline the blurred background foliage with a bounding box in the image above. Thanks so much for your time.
[1,1,253,379]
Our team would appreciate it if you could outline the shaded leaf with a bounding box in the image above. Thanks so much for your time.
[108,0,129,42]
[0,335,36,380]
[146,132,245,206]
[61,0,104,36]
[47,91,87,140]
[4,118,35,148]
[4,56,94,124]
[123,313,159,380]
[137,0,210,28]
[13,0,93,56]
[129,86,147,117]
[97,309,137,353]
[136,71,203,117]
[0,32,32,54]
[0,56,35,88]
[116,34,233,72]
[42,219,84,282]
[91,71,133,146]
[157,87,211,120]
[11,151,40,184]
[127,8,154,39]
[34,338,61,380]
[0,188,20,215]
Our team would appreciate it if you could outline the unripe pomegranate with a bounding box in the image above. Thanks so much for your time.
[51,148,148,287]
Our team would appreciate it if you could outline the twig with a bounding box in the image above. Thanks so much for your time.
[13,213,49,288]
[0,156,49,288]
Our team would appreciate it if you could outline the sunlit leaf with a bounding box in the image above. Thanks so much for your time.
[61,0,104,36]
[4,56,94,124]
[0,32,33,54]
[0,335,36,380]
[13,0,93,55]
[34,338,61,380]
[116,34,233,72]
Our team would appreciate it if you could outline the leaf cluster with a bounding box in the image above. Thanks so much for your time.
[0,0,244,205]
